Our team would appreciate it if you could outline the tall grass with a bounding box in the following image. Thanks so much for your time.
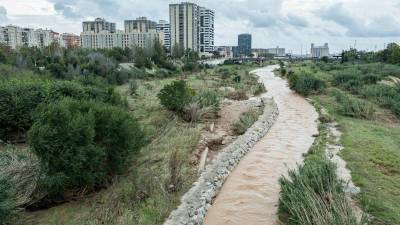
[331,89,375,119]
[279,157,362,225]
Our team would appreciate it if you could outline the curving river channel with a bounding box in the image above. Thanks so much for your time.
[203,65,319,225]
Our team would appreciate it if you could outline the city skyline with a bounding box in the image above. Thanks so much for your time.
[0,0,400,54]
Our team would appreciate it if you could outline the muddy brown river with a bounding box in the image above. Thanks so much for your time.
[203,65,319,225]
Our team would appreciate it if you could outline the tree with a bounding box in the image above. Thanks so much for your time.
[171,43,184,59]
[152,38,166,66]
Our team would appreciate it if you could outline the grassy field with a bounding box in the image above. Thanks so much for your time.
[19,63,263,225]
[289,61,400,225]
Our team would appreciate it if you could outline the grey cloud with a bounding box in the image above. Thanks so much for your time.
[285,14,308,27]
[317,3,400,37]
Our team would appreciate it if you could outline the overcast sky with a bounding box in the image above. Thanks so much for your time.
[0,0,400,54]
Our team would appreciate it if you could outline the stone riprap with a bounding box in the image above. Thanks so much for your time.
[164,98,279,225]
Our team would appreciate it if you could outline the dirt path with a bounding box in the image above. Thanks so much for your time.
[203,65,319,225]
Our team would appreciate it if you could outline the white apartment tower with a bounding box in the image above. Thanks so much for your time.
[169,2,215,53]
[199,7,214,53]
[311,43,329,58]
[170,2,200,52]
[156,20,171,51]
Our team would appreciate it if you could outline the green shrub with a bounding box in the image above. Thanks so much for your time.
[0,79,125,141]
[288,72,326,96]
[28,98,144,198]
[232,110,260,135]
[0,178,15,223]
[157,80,195,112]
[0,79,47,140]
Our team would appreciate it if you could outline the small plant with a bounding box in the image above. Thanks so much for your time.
[252,83,266,95]
[157,80,195,113]
[182,102,204,123]
[129,79,138,96]
[166,151,183,193]
[194,90,220,109]
[232,110,260,135]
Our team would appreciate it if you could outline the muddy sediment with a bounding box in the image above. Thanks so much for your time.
[203,66,319,225]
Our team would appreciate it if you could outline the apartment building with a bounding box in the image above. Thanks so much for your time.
[81,17,164,50]
[266,46,286,57]
[169,2,214,53]
[125,17,157,33]
[156,20,171,51]
[81,30,163,49]
[0,25,59,49]
[199,7,214,53]
[61,33,81,48]
[311,43,329,58]
[83,18,116,33]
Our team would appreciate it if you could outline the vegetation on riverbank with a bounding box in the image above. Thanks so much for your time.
[0,42,269,224]
[280,45,400,225]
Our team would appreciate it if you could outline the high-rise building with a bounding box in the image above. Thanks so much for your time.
[238,33,252,56]
[169,2,214,53]
[82,18,116,33]
[267,46,286,57]
[311,43,329,58]
[199,7,214,53]
[156,20,171,51]
[124,17,157,33]
[170,2,200,52]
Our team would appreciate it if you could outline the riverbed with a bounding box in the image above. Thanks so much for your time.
[203,65,319,225]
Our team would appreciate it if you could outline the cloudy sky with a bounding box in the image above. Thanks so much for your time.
[1,0,400,54]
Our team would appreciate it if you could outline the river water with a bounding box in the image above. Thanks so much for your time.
[203,65,319,225]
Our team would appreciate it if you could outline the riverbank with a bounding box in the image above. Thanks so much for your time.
[203,65,319,225]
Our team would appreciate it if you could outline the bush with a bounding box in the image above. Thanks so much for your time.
[182,62,198,72]
[0,79,125,142]
[28,98,144,198]
[252,83,266,95]
[0,79,47,141]
[332,89,375,119]
[194,90,220,109]
[157,80,195,112]
[278,157,362,225]
[129,79,138,96]
[288,72,326,96]
[226,90,248,101]
[232,110,260,135]
[0,178,15,223]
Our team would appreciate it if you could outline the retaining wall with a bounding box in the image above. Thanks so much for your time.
[164,98,279,225]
